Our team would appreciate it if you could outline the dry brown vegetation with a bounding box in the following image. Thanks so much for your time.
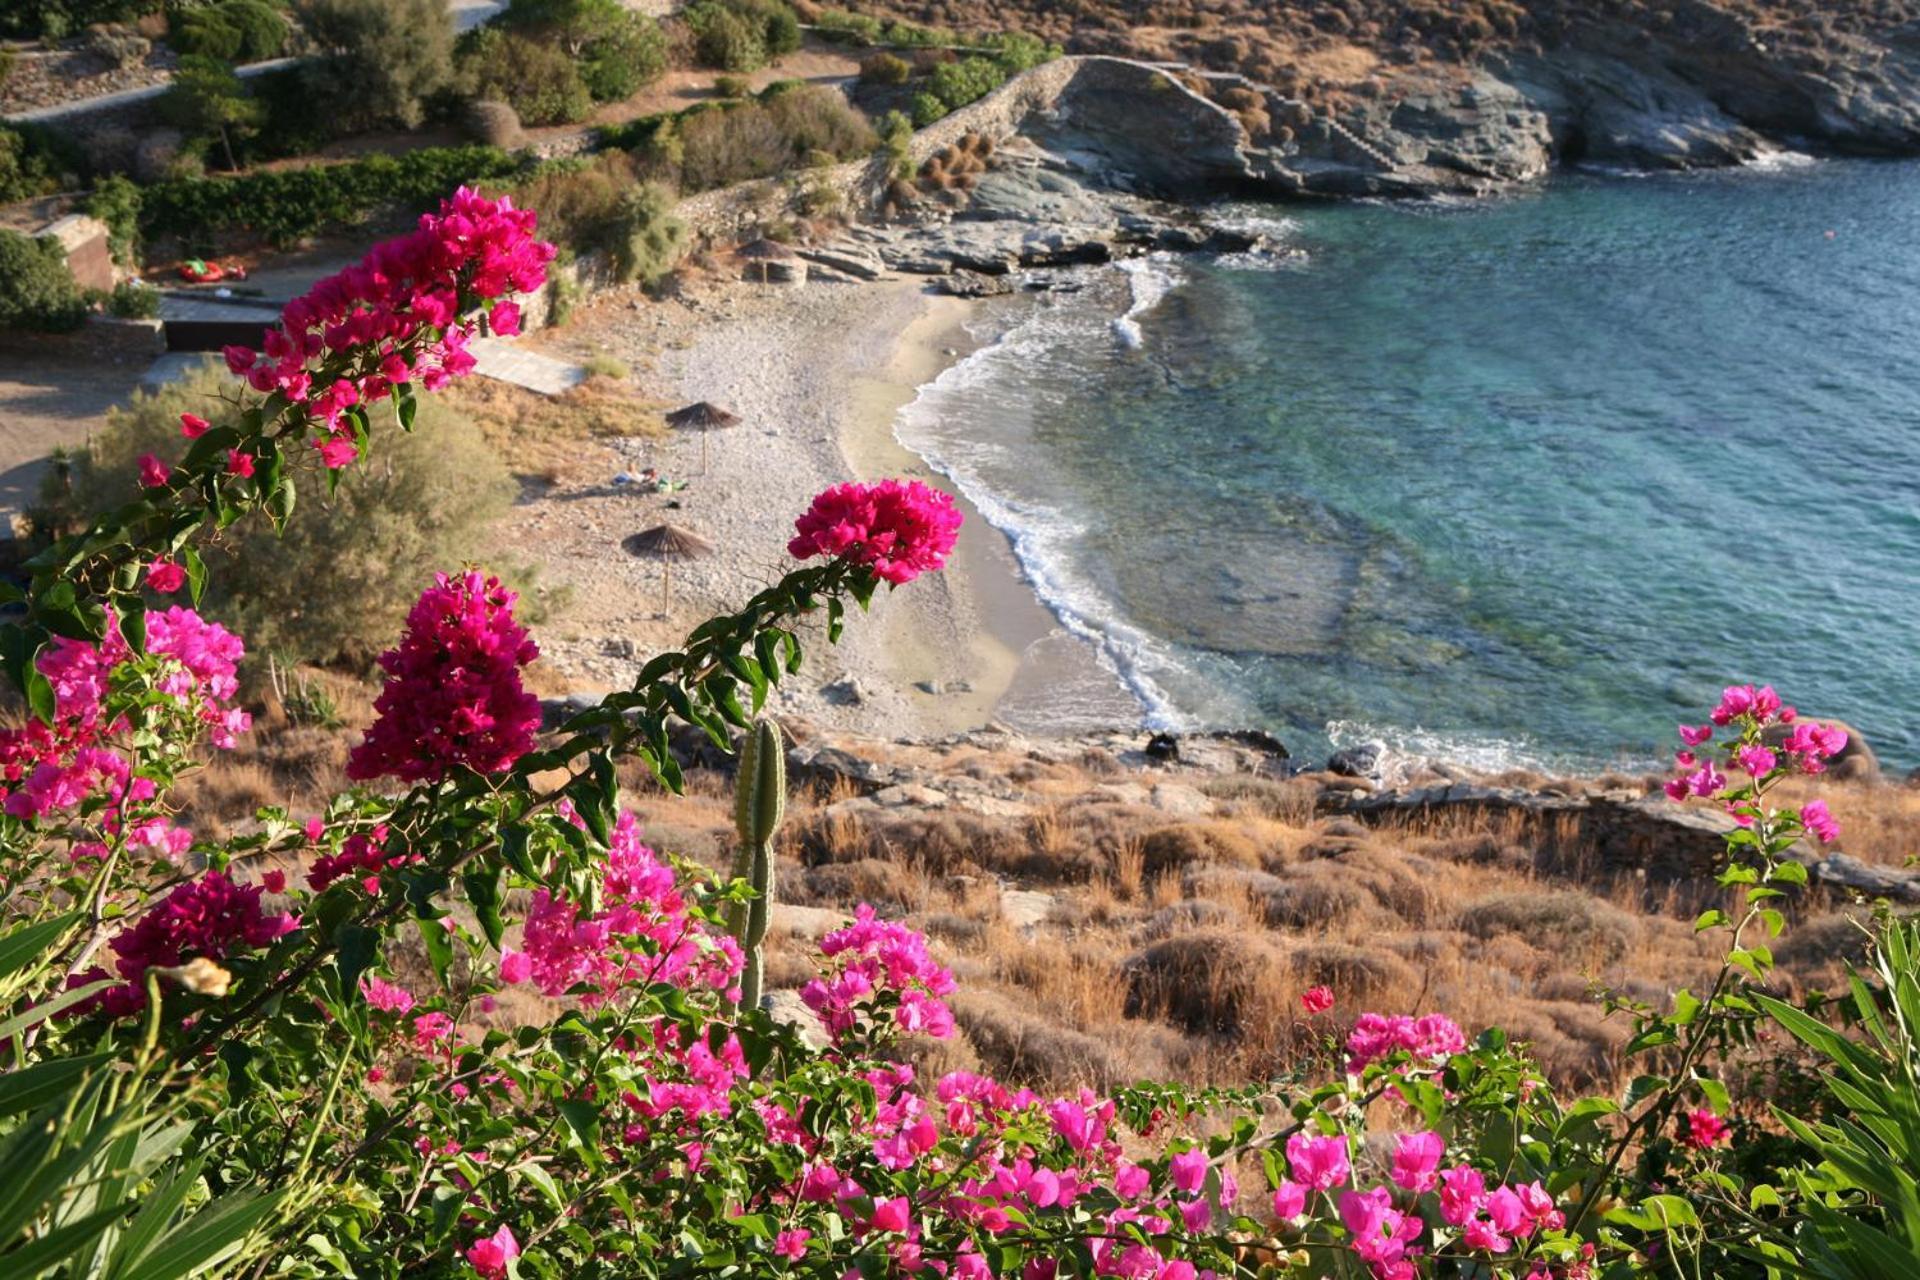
[178,694,1919,1099]
[818,0,1920,106]
[438,373,668,480]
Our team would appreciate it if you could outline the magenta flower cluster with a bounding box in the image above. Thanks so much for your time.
[800,903,958,1042]
[0,608,248,858]
[1665,683,1849,844]
[80,870,297,1016]
[220,187,554,470]
[788,479,964,585]
[500,810,743,1004]
[347,570,542,785]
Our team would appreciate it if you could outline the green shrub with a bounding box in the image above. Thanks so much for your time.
[686,3,766,72]
[461,28,595,125]
[296,0,457,131]
[160,53,263,171]
[879,107,913,176]
[171,0,289,62]
[0,126,73,205]
[84,175,142,266]
[928,56,1005,112]
[0,231,88,333]
[674,87,872,191]
[608,181,686,285]
[106,279,160,319]
[811,7,882,44]
[714,74,752,99]
[497,0,667,102]
[63,361,516,664]
[766,82,875,157]
[0,0,157,38]
[859,51,911,86]
[910,89,945,127]
[139,145,530,249]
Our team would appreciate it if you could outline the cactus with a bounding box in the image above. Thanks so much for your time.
[728,717,787,1012]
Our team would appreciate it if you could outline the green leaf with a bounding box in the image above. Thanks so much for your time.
[0,980,113,1043]
[128,1188,285,1280]
[0,1054,111,1118]
[333,925,380,1005]
[462,868,505,951]
[181,545,207,608]
[0,912,81,981]
[24,667,55,725]
[415,919,453,986]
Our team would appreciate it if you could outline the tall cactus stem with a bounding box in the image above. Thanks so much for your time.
[728,718,786,1012]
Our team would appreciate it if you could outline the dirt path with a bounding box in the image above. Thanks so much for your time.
[0,332,151,525]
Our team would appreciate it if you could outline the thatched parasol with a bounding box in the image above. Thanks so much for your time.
[737,237,796,284]
[622,522,714,606]
[665,400,742,474]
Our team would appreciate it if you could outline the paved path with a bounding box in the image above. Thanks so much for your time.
[470,338,588,395]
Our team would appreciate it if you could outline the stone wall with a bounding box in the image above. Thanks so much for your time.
[37,214,116,293]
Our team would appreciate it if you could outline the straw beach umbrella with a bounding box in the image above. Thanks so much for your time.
[623,522,714,607]
[737,237,795,284]
[665,400,742,474]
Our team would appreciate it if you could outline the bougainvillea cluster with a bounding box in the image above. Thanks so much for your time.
[788,479,964,585]
[346,570,542,784]
[1666,681,1848,843]
[0,608,248,849]
[800,903,958,1044]
[221,187,554,469]
[502,810,743,1003]
[81,871,297,1016]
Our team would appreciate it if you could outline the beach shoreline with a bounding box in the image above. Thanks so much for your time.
[505,270,1142,742]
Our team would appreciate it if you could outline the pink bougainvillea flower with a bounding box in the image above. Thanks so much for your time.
[1684,1107,1729,1149]
[138,453,171,488]
[788,479,963,585]
[179,412,210,439]
[359,975,415,1014]
[869,1197,912,1234]
[1736,744,1777,778]
[773,1229,811,1260]
[226,449,255,478]
[347,570,541,784]
[261,868,286,894]
[1271,1180,1307,1222]
[1800,799,1841,843]
[489,300,521,337]
[1168,1148,1208,1195]
[1300,985,1334,1014]
[1389,1130,1445,1193]
[1285,1132,1350,1191]
[1678,723,1713,745]
[146,558,186,594]
[314,437,359,469]
[465,1225,519,1280]
[1438,1165,1487,1226]
[499,950,532,984]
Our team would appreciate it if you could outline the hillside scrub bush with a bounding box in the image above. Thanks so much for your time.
[296,0,458,130]
[3,191,1920,1280]
[83,174,142,265]
[459,27,596,126]
[497,0,670,100]
[684,0,766,71]
[861,49,912,84]
[56,361,516,664]
[105,278,160,318]
[158,53,263,171]
[674,87,874,190]
[0,229,89,332]
[169,0,288,62]
[0,125,77,204]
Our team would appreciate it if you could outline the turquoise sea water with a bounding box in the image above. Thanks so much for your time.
[897,158,1920,772]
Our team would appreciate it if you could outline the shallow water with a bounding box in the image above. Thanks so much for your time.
[897,160,1920,772]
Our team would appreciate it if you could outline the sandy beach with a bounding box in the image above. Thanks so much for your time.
[499,271,1139,740]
